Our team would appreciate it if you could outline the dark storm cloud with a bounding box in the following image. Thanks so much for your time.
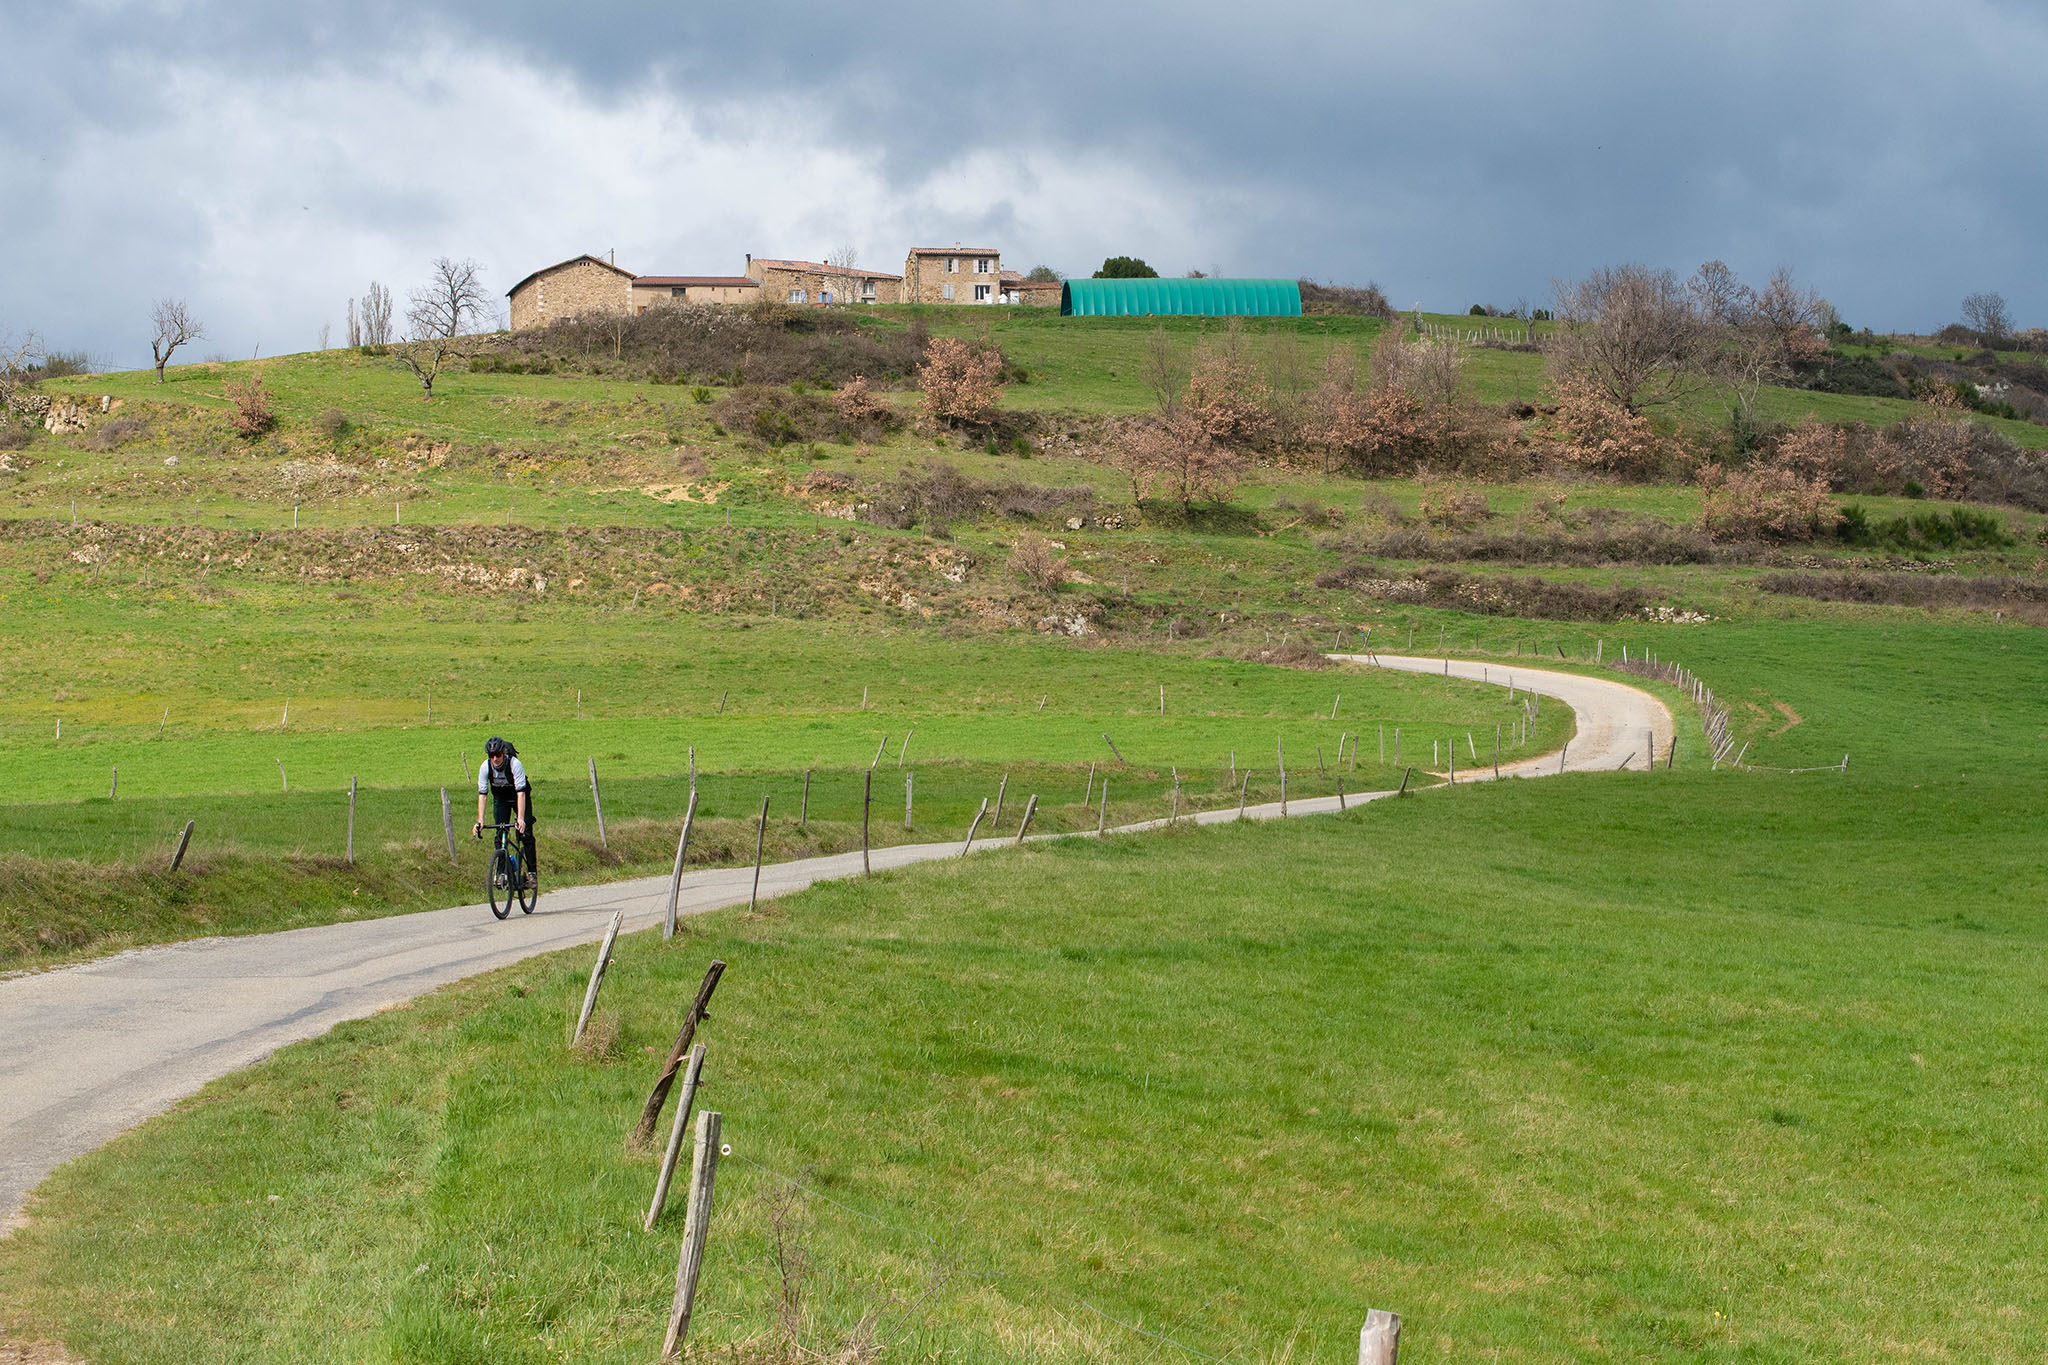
[5,1,2045,365]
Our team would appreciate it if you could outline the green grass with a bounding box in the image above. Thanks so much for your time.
[5,766,2042,1362]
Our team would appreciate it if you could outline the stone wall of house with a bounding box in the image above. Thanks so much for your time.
[630,282,761,310]
[745,262,899,305]
[508,259,633,330]
[901,250,1003,304]
[1007,281,1061,307]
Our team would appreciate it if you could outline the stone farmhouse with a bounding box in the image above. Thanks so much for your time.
[507,243,1055,328]
[744,256,902,305]
[901,245,1002,304]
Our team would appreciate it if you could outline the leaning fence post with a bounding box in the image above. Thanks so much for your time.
[1014,794,1038,843]
[346,776,357,865]
[632,960,726,1146]
[1358,1308,1401,1365]
[589,757,607,850]
[961,797,989,856]
[572,909,625,1047]
[994,772,1009,825]
[664,789,698,940]
[749,795,770,911]
[1097,781,1108,833]
[441,787,457,864]
[644,1044,707,1232]
[1237,771,1250,819]
[169,819,195,872]
[660,1109,723,1360]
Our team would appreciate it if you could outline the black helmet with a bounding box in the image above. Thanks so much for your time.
[485,736,511,757]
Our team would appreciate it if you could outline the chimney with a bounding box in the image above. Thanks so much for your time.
[746,253,751,265]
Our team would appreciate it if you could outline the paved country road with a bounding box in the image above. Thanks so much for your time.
[0,659,1670,1226]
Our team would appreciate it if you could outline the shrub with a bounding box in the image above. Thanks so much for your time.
[1270,496,1344,528]
[1183,349,1272,445]
[1104,410,1244,509]
[316,407,352,443]
[0,423,31,451]
[858,461,1098,532]
[1415,476,1491,531]
[1835,504,2012,551]
[1697,461,1834,541]
[81,417,147,452]
[1547,375,1665,478]
[917,337,1005,427]
[484,301,924,388]
[832,375,895,429]
[1008,532,1070,592]
[1297,280,1394,318]
[222,374,275,437]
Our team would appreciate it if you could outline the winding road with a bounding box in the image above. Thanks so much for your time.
[0,658,1670,1226]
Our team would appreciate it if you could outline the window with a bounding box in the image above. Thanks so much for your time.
[671,286,687,297]
[788,289,807,304]
[974,284,991,302]
[941,283,954,300]
[976,258,991,273]
[946,257,958,273]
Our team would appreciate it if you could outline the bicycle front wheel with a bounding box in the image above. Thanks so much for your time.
[487,849,513,919]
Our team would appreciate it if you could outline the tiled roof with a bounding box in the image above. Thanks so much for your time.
[634,276,758,287]
[751,257,902,280]
[908,246,998,256]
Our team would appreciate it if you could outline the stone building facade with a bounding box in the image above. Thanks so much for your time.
[630,276,761,310]
[744,256,902,305]
[901,246,1002,304]
[506,254,636,330]
[1000,271,1060,306]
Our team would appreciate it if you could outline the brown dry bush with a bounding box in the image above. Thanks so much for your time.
[859,460,1098,533]
[917,336,1005,427]
[1697,461,1835,541]
[1104,410,1244,508]
[222,374,275,437]
[1008,531,1070,592]
[1329,512,1723,566]
[1545,374,1666,479]
[1239,637,1334,670]
[1183,347,1272,445]
[1759,571,2048,617]
[1308,327,1520,477]
[81,417,148,452]
[1320,563,1654,620]
[486,301,927,387]
[1415,475,1491,531]
[833,375,894,427]
[1298,279,1395,317]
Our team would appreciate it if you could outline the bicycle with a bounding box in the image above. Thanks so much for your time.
[479,822,538,919]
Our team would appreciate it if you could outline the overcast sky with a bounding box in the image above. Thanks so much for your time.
[4,1,2044,369]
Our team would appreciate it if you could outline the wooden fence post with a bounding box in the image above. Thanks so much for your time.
[1102,733,1126,765]
[109,766,117,799]
[664,789,698,940]
[1238,771,1250,819]
[961,798,989,857]
[169,819,194,872]
[589,757,607,850]
[903,773,913,830]
[898,729,913,767]
[994,772,1008,825]
[1359,1308,1401,1365]
[1559,740,1570,774]
[870,734,887,770]
[441,788,457,865]
[1397,766,1411,795]
[1097,781,1108,834]
[1014,794,1038,844]
[749,795,770,912]
[277,758,287,792]
[346,777,357,865]
[1083,762,1095,805]
[572,909,625,1047]
[660,1109,723,1360]
[1337,776,1346,811]
[862,769,872,876]
[800,769,811,826]
[633,961,727,1145]
[644,1044,707,1232]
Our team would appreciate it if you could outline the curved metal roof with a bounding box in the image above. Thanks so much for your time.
[1059,278,1302,317]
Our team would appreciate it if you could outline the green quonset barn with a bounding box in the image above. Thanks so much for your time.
[1059,278,1303,317]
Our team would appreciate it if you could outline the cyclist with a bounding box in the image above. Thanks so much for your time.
[473,736,538,889]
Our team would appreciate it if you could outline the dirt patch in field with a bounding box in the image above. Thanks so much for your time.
[0,1333,86,1364]
[1770,701,1803,736]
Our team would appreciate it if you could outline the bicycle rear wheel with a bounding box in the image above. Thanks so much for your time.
[487,848,513,919]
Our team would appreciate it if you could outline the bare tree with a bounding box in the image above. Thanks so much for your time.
[1961,291,2012,344]
[422,257,490,336]
[346,297,361,348]
[318,321,331,351]
[823,245,864,306]
[396,282,472,401]
[1,320,43,415]
[362,283,393,346]
[1687,262,1827,441]
[1546,264,1709,413]
[149,299,205,383]
[1140,328,1187,413]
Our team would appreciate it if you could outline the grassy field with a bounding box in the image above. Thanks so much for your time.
[3,307,2044,1359]
[4,761,2041,1363]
